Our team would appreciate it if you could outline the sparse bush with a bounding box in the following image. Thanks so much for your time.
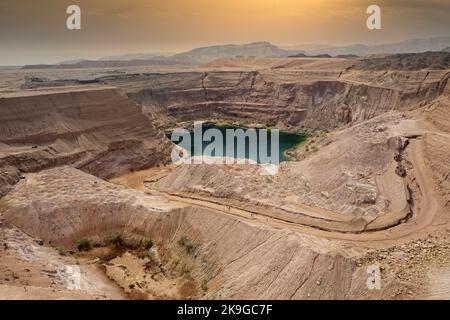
[57,245,66,256]
[266,120,277,128]
[92,241,103,248]
[77,238,91,252]
[201,279,208,292]
[141,239,154,250]
[178,235,196,254]
[109,232,124,248]
[179,235,188,246]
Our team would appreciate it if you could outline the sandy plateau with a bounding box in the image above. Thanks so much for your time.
[1,55,450,299]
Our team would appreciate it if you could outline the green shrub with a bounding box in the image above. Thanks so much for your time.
[178,235,189,246]
[57,245,66,256]
[141,239,154,250]
[109,232,124,248]
[178,235,196,254]
[77,238,91,252]
[201,279,208,292]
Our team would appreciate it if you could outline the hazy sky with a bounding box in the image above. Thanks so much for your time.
[1,0,449,65]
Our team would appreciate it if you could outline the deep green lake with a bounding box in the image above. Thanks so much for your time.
[171,124,306,164]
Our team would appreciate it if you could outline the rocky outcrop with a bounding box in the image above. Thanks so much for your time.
[353,52,450,71]
[0,165,20,198]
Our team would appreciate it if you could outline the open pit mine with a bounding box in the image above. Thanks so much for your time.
[1,54,450,300]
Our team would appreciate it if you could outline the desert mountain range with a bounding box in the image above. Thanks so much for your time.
[20,37,450,70]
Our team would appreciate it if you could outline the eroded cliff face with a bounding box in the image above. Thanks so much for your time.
[123,69,449,131]
[0,88,172,182]
[0,165,20,198]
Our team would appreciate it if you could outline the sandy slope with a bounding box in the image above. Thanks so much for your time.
[0,219,125,300]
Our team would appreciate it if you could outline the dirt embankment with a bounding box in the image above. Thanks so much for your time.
[0,88,171,186]
[0,167,369,300]
[0,218,125,300]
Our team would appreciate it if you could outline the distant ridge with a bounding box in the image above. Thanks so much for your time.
[98,52,174,61]
[285,37,450,56]
[22,57,193,70]
[288,53,335,58]
[20,37,450,69]
[172,41,298,63]
[353,52,450,70]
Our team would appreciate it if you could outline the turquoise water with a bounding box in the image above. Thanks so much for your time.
[171,124,305,163]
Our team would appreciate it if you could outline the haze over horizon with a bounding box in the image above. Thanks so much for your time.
[1,0,450,65]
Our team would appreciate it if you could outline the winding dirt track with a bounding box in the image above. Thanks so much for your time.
[112,134,443,247]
